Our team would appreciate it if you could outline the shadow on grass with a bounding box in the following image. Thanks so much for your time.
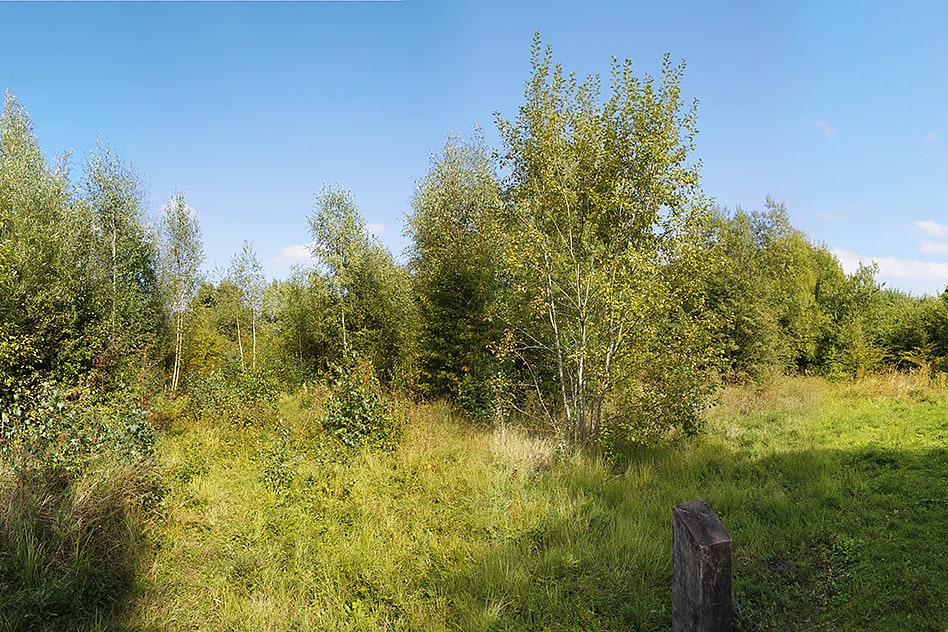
[0,466,155,632]
[438,442,947,631]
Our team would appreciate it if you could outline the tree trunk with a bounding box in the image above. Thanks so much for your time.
[172,310,183,392]
[236,310,245,368]
[251,307,257,371]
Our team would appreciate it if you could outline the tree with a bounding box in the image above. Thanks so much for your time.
[227,240,265,370]
[308,185,416,384]
[159,192,204,393]
[81,140,162,378]
[0,92,101,388]
[406,131,504,411]
[496,35,711,444]
[308,186,364,354]
[706,201,818,378]
[268,268,337,380]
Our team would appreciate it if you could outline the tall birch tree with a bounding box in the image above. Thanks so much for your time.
[82,141,161,365]
[228,240,265,370]
[160,192,203,393]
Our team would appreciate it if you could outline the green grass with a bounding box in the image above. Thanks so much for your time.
[0,464,153,632]
[118,375,945,631]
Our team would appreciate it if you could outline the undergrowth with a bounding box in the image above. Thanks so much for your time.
[126,373,945,630]
[0,382,159,631]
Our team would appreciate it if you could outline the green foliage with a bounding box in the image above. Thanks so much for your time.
[495,35,714,444]
[187,367,281,428]
[226,240,266,371]
[879,287,948,376]
[0,95,163,394]
[407,131,505,413]
[82,140,163,380]
[323,358,398,450]
[706,201,895,381]
[254,426,299,492]
[0,93,101,384]
[1,382,156,476]
[309,186,417,385]
[159,191,205,393]
[0,382,158,630]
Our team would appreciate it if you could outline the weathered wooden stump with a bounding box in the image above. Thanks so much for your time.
[672,499,733,632]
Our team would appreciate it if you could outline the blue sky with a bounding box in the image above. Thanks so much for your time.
[2,0,947,295]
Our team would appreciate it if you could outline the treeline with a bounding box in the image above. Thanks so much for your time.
[3,38,948,451]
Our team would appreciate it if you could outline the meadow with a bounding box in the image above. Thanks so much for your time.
[107,375,946,631]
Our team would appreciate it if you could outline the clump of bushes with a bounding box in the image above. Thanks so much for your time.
[187,367,281,427]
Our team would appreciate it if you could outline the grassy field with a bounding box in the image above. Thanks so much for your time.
[113,375,947,631]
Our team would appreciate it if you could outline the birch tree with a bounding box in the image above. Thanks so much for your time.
[228,240,265,370]
[497,35,712,444]
[82,141,161,363]
[309,185,416,383]
[160,192,203,393]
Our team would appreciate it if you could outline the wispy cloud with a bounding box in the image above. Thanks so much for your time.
[832,247,948,280]
[921,240,948,254]
[267,228,385,268]
[915,220,948,237]
[364,223,385,237]
[268,243,317,267]
[817,120,838,138]
[925,131,939,145]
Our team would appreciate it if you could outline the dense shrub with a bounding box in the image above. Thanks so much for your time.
[322,358,399,450]
[1,382,155,475]
[187,367,281,427]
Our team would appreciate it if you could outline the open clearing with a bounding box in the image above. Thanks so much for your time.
[126,376,946,631]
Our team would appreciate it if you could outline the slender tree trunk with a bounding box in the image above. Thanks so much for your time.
[340,301,348,353]
[172,310,183,392]
[545,262,571,437]
[236,310,245,368]
[251,307,257,371]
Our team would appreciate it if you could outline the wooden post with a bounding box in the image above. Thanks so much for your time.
[672,499,733,632]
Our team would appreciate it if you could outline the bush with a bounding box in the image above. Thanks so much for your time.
[1,382,155,476]
[322,358,399,449]
[187,367,281,427]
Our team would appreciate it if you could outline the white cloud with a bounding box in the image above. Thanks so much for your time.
[915,220,948,237]
[364,223,385,237]
[832,247,948,280]
[817,120,838,138]
[921,240,948,254]
[159,197,201,220]
[926,131,939,144]
[268,243,317,267]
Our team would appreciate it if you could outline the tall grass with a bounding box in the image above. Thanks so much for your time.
[125,376,946,630]
[0,385,159,631]
[0,464,153,631]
